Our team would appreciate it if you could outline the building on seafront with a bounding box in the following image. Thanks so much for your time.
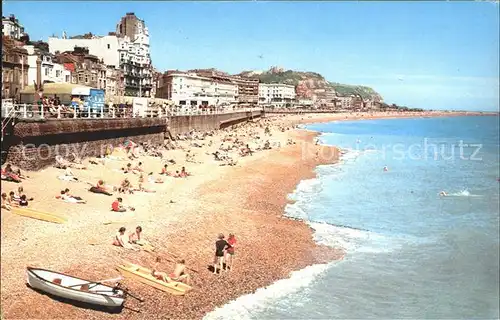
[2,14,26,40]
[2,36,29,100]
[156,70,238,108]
[53,47,107,89]
[24,44,71,85]
[47,12,152,97]
[258,83,296,108]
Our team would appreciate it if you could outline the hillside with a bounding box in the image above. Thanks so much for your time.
[238,67,383,101]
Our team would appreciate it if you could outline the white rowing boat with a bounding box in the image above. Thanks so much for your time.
[26,267,125,308]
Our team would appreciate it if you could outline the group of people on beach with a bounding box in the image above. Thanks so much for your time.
[1,186,33,210]
[214,233,237,274]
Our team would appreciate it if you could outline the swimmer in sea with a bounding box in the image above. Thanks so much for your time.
[383,166,389,172]
[439,191,447,197]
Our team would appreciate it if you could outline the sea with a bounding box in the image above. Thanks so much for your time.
[204,116,500,320]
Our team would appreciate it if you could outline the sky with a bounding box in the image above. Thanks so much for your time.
[3,1,499,111]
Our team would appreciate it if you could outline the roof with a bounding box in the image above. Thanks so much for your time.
[21,83,93,95]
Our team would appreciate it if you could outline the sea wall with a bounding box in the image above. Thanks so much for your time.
[167,110,262,135]
[5,118,166,170]
[3,111,263,170]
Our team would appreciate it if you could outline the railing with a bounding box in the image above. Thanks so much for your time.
[6,104,264,120]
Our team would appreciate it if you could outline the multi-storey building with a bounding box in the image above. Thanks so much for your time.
[232,77,259,105]
[156,71,216,107]
[105,66,124,99]
[2,15,25,40]
[336,95,354,109]
[258,83,296,108]
[24,45,71,85]
[54,47,106,89]
[2,36,29,99]
[116,13,152,97]
[189,69,238,106]
[47,12,152,97]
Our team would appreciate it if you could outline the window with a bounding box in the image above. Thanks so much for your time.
[66,75,70,82]
[79,75,84,83]
[85,75,89,83]
[44,68,49,76]
[56,70,61,77]
[107,44,111,49]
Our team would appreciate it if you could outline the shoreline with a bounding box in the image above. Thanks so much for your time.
[0,111,495,319]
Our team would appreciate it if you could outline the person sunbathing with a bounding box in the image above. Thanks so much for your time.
[89,180,113,196]
[58,167,78,181]
[112,227,138,250]
[59,190,86,204]
[1,193,12,211]
[152,257,191,285]
[1,165,22,183]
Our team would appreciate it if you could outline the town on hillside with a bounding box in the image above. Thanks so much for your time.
[2,12,416,120]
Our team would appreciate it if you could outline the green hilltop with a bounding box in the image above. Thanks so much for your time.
[238,68,383,101]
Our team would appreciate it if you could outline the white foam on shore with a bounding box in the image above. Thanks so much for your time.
[203,262,333,320]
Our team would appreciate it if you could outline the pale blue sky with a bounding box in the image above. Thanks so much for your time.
[3,1,499,111]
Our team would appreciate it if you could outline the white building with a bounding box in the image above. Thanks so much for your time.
[48,35,120,67]
[166,72,215,107]
[24,45,71,85]
[214,80,238,106]
[158,72,238,109]
[258,83,296,108]
[2,15,25,40]
[336,96,354,109]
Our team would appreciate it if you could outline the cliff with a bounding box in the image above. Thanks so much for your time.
[238,67,383,102]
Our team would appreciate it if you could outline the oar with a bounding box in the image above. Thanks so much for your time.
[118,284,145,303]
[67,276,123,288]
[123,305,141,313]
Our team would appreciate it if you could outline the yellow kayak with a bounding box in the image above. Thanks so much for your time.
[116,261,192,296]
[11,207,67,224]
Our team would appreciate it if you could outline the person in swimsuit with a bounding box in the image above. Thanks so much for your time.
[152,257,191,285]
[112,227,138,250]
[129,226,143,243]
[214,233,230,274]
[225,233,237,271]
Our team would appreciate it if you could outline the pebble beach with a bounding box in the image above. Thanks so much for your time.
[0,110,489,319]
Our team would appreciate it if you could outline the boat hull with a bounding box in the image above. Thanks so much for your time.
[26,268,124,308]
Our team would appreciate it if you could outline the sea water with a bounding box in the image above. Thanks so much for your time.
[205,116,500,320]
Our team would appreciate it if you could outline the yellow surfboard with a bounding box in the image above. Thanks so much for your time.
[117,261,192,296]
[11,207,67,224]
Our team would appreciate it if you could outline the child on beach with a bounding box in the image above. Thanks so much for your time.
[214,233,231,274]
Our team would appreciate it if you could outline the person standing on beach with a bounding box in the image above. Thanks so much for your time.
[214,233,230,275]
[225,233,237,271]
